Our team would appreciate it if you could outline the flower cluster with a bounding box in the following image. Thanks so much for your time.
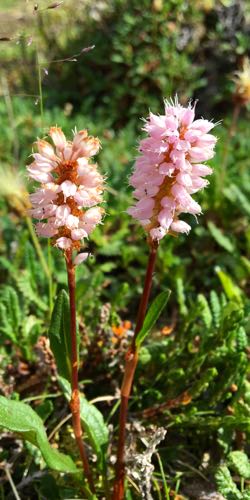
[127,98,217,240]
[27,127,104,264]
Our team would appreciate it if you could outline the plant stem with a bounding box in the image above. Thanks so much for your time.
[112,240,158,500]
[156,452,170,500]
[47,240,53,315]
[65,249,95,493]
[25,216,50,279]
[36,47,44,131]
[4,466,21,500]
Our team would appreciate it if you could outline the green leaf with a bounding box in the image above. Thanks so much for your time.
[16,271,48,311]
[35,400,54,422]
[0,286,21,330]
[197,294,213,328]
[224,185,250,216]
[242,490,250,500]
[216,267,242,303]
[48,290,72,382]
[215,465,242,499]
[208,221,234,253]
[0,302,17,342]
[189,368,218,399]
[241,256,250,276]
[210,290,221,328]
[58,377,108,466]
[176,277,188,316]
[0,396,77,473]
[136,290,171,348]
[228,451,250,479]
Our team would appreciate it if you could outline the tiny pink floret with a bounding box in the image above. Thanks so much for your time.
[128,97,217,240]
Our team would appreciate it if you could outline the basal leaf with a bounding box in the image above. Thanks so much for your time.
[48,290,72,381]
[136,290,171,348]
[0,396,77,473]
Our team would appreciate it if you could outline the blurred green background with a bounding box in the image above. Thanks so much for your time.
[0,1,250,499]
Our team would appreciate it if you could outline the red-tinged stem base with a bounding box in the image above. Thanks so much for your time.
[112,241,158,500]
[66,250,95,493]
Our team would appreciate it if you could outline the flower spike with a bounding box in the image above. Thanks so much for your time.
[27,127,104,263]
[128,98,217,240]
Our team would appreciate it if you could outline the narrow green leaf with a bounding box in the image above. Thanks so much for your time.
[208,221,234,253]
[197,294,213,328]
[0,303,17,342]
[58,377,108,465]
[189,368,218,399]
[48,290,72,381]
[0,286,21,330]
[210,290,221,328]
[0,396,77,473]
[216,267,242,303]
[136,290,171,348]
[224,184,250,216]
[241,256,250,276]
[176,277,188,316]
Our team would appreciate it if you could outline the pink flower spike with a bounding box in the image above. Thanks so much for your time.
[27,126,104,254]
[74,252,89,266]
[128,96,217,240]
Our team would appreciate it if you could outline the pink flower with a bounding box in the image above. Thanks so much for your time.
[27,127,104,264]
[128,97,217,240]
[73,252,89,265]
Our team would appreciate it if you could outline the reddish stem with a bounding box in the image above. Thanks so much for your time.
[112,240,158,500]
[66,250,95,493]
